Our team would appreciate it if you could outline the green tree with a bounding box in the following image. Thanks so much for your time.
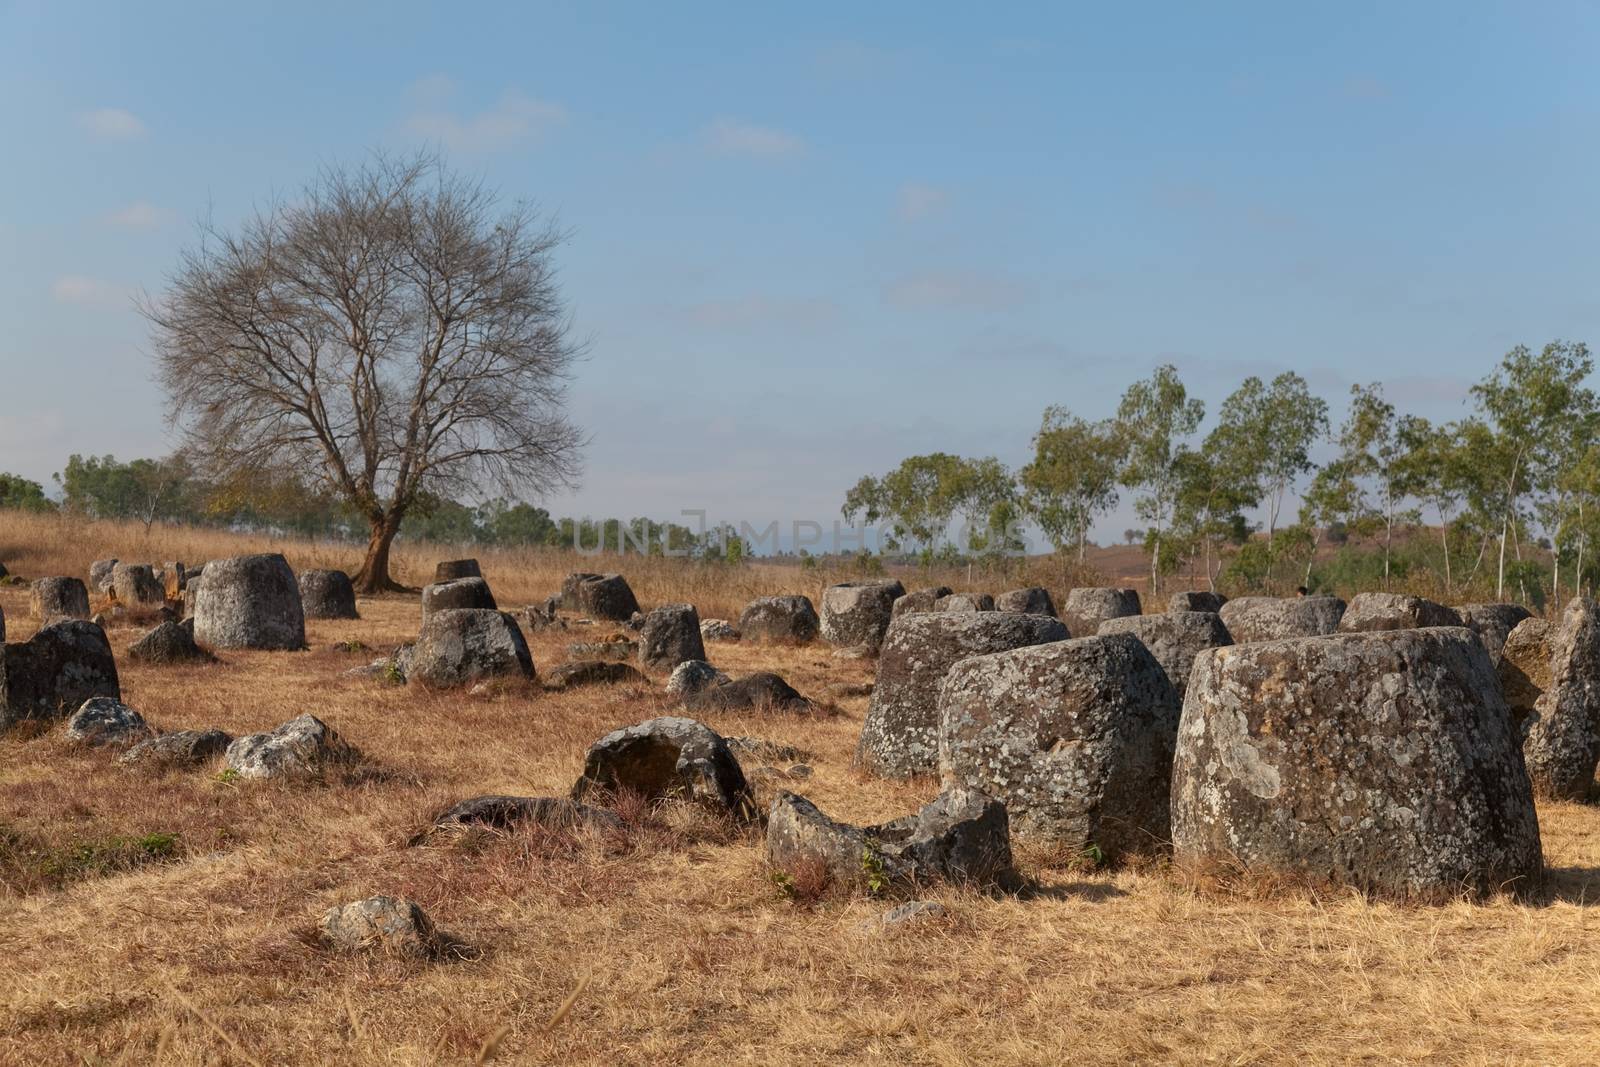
[1222,372,1329,554]
[0,473,54,512]
[1019,409,1123,563]
[841,453,988,558]
[1116,365,1205,593]
[1471,341,1596,600]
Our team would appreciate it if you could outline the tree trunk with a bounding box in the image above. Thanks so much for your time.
[353,511,409,593]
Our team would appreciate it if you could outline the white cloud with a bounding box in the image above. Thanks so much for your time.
[105,200,170,230]
[404,81,568,153]
[702,118,806,160]
[897,183,949,221]
[882,269,1031,312]
[51,275,130,311]
[79,108,146,141]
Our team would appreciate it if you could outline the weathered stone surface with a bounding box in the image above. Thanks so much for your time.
[1498,618,1551,727]
[224,713,359,780]
[1060,588,1141,637]
[544,660,647,690]
[130,620,217,666]
[65,697,152,747]
[1096,611,1233,698]
[820,581,906,651]
[565,574,640,621]
[431,795,623,833]
[524,598,565,633]
[408,609,535,689]
[938,633,1180,858]
[571,716,754,817]
[936,592,995,612]
[420,577,496,622]
[995,587,1057,616]
[111,563,166,614]
[1522,598,1600,800]
[567,637,637,662]
[434,559,482,583]
[1218,596,1346,643]
[298,569,359,620]
[738,595,820,644]
[766,789,1012,892]
[30,577,90,623]
[119,728,233,769]
[638,603,706,673]
[1456,603,1533,664]
[665,660,730,697]
[0,621,120,731]
[560,572,604,611]
[1169,590,1227,614]
[1171,628,1542,900]
[192,554,306,651]
[892,587,954,618]
[157,562,187,596]
[857,612,1070,778]
[89,559,118,595]
[1338,592,1462,632]
[684,672,812,714]
[700,618,740,642]
[319,896,439,958]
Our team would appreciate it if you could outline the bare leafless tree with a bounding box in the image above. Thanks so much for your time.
[143,152,584,591]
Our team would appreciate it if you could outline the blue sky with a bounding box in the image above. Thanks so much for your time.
[3,1,1598,549]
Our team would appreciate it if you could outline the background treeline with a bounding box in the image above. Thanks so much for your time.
[845,341,1598,608]
[0,457,751,561]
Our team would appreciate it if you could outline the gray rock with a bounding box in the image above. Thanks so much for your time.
[191,554,306,651]
[938,633,1180,859]
[1338,592,1462,632]
[1095,611,1233,698]
[408,609,535,689]
[298,569,359,620]
[1218,596,1346,643]
[431,795,622,834]
[700,618,740,642]
[567,637,637,662]
[224,713,359,780]
[544,660,648,690]
[1456,603,1533,664]
[319,896,439,958]
[559,572,605,611]
[638,603,706,673]
[892,587,953,618]
[857,611,1070,778]
[936,592,995,612]
[64,697,152,747]
[420,577,496,622]
[766,789,1012,893]
[128,620,216,665]
[995,587,1057,616]
[1168,590,1226,614]
[157,562,187,594]
[1522,597,1600,800]
[1498,618,1551,728]
[89,559,118,595]
[524,598,566,632]
[434,559,482,583]
[665,659,730,697]
[30,577,91,623]
[1172,628,1542,900]
[118,728,232,769]
[111,563,167,614]
[820,581,906,651]
[738,595,820,644]
[684,672,812,714]
[0,620,120,731]
[1060,588,1141,637]
[563,573,640,622]
[571,716,754,817]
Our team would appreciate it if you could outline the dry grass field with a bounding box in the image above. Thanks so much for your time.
[3,514,1600,1065]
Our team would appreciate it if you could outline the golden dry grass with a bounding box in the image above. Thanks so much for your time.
[2,515,1600,1065]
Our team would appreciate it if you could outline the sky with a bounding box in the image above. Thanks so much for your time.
[3,1,1599,552]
